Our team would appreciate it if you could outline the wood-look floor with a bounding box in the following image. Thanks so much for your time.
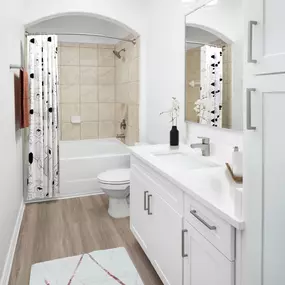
[9,195,162,285]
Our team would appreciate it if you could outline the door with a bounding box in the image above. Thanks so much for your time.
[183,221,234,285]
[245,0,285,75]
[150,189,183,285]
[243,75,285,285]
[130,167,152,253]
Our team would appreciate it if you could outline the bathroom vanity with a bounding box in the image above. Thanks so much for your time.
[130,144,244,285]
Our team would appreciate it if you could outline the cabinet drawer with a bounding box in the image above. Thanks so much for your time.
[184,194,235,261]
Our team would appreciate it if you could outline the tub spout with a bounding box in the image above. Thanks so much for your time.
[116,134,125,139]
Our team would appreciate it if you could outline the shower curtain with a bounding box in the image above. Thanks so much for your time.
[194,45,223,127]
[27,35,60,201]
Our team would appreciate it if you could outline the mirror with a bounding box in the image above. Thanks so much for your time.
[185,3,242,130]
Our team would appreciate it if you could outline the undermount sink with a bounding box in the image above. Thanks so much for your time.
[152,151,219,170]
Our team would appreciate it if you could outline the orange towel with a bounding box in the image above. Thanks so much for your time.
[14,74,21,131]
[20,69,29,128]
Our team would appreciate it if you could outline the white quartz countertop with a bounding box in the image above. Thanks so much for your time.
[130,144,244,230]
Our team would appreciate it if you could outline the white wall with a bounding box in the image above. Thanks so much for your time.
[186,0,242,42]
[0,0,24,281]
[146,0,186,144]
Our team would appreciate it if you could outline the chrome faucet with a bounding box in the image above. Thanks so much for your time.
[190,137,210,157]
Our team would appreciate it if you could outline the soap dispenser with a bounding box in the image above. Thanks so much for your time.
[232,146,243,177]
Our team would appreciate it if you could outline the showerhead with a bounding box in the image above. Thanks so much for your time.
[113,48,126,59]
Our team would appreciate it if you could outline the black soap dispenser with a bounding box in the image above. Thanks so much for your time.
[170,125,179,146]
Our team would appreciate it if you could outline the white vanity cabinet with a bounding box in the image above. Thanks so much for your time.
[183,195,235,285]
[130,168,153,252]
[130,159,183,285]
[183,221,234,285]
[150,189,183,285]
[130,155,238,285]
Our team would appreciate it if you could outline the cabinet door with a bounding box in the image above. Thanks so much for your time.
[183,221,234,285]
[130,168,151,253]
[150,189,183,285]
[245,0,285,74]
[243,75,285,285]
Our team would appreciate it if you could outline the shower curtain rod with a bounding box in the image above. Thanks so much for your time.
[25,31,137,45]
[186,40,225,48]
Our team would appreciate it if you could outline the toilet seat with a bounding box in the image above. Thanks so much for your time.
[98,168,130,185]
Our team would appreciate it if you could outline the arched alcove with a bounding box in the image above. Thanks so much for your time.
[24,8,147,142]
[185,23,233,45]
[25,12,138,37]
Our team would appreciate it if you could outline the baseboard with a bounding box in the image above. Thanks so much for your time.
[24,191,104,204]
[56,191,104,200]
[0,201,25,285]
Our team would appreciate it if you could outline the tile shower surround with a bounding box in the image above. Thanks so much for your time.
[115,38,140,145]
[59,40,140,145]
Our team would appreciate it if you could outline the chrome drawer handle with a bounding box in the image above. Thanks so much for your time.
[147,194,152,215]
[182,229,188,258]
[190,210,217,231]
[247,20,257,63]
[246,88,256,130]
[144,191,149,211]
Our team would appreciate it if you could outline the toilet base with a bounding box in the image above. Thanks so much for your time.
[108,197,130,219]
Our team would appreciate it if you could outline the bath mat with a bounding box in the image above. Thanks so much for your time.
[30,247,144,285]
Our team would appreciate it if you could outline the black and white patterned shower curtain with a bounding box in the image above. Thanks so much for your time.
[27,35,60,201]
[195,45,223,127]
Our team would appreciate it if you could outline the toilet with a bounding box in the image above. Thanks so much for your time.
[98,168,130,219]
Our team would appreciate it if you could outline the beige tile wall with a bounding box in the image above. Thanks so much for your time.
[186,47,201,123]
[185,41,232,129]
[59,42,116,140]
[115,37,140,145]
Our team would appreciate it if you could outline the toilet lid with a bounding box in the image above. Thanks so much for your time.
[98,168,130,184]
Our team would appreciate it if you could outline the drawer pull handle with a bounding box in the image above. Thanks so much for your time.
[144,191,149,211]
[190,210,217,231]
[182,229,188,258]
[147,194,153,215]
[246,88,256,130]
[247,20,257,63]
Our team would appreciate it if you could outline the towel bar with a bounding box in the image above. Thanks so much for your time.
[10,64,23,70]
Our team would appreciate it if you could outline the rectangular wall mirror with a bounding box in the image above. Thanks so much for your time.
[185,3,243,130]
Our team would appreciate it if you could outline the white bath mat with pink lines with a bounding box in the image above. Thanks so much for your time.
[29,247,144,285]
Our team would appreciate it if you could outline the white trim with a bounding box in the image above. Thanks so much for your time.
[24,191,104,204]
[53,191,104,201]
[0,201,25,285]
[235,230,242,285]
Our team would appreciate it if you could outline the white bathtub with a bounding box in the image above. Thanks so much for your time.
[59,138,130,197]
